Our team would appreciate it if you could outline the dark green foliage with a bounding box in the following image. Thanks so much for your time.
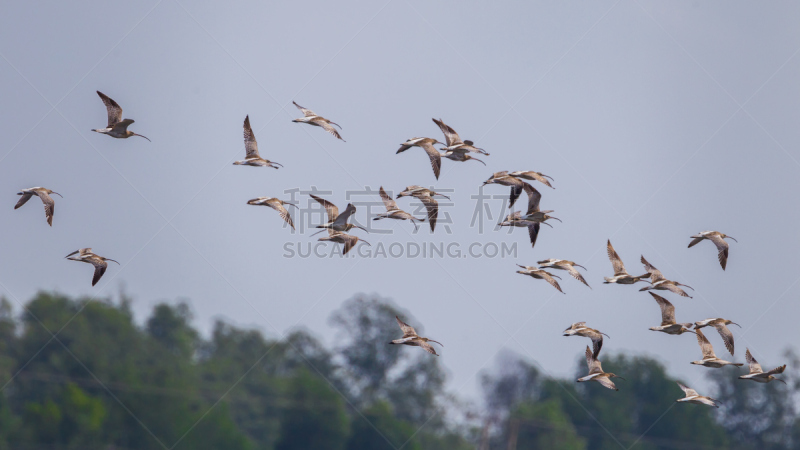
[0,292,795,449]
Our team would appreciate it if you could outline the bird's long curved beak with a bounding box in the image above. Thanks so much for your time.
[359,239,371,247]
[473,157,486,166]
[310,229,326,237]
[728,236,738,242]
[602,333,611,339]
[575,264,587,271]
[285,202,298,208]
[52,192,63,198]
[776,378,787,384]
[731,322,742,328]
[355,225,369,233]
[65,250,80,258]
[541,222,553,228]
[272,162,284,167]
[106,259,121,265]
[133,133,151,142]
[680,283,695,290]
[616,376,627,381]
[549,217,562,223]
[429,339,443,347]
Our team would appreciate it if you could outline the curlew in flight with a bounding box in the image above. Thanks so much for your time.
[675,382,721,408]
[15,187,62,226]
[246,197,297,230]
[292,101,344,141]
[397,138,443,179]
[508,171,554,189]
[694,318,740,356]
[691,329,743,368]
[65,248,119,286]
[647,293,696,336]
[739,349,787,384]
[516,265,564,294]
[538,259,590,288]
[91,91,150,141]
[432,118,488,155]
[396,186,449,233]
[603,240,651,285]
[373,187,424,231]
[234,116,283,168]
[563,322,609,357]
[309,195,367,236]
[639,256,694,298]
[389,316,443,356]
[577,346,625,391]
[688,231,737,270]
[318,230,370,256]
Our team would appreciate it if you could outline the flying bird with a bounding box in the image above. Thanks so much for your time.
[516,265,564,294]
[499,184,559,249]
[639,256,694,298]
[246,197,297,230]
[389,316,443,356]
[14,187,62,226]
[432,118,488,155]
[396,138,443,179]
[442,149,485,165]
[577,346,625,391]
[563,322,609,357]
[91,91,150,141]
[675,382,720,408]
[234,116,283,168]
[396,186,449,232]
[373,187,424,231]
[318,230,370,256]
[538,259,590,288]
[688,231,737,270]
[647,293,696,336]
[308,195,367,236]
[482,171,529,209]
[690,329,743,368]
[292,101,344,141]
[739,349,787,384]
[694,318,740,356]
[65,248,119,286]
[508,171,554,189]
[603,240,651,285]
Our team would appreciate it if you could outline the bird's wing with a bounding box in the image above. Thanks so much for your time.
[527,223,540,249]
[587,330,603,357]
[511,171,553,188]
[708,234,730,270]
[696,329,716,359]
[432,118,461,146]
[310,195,339,221]
[417,340,438,356]
[640,256,665,283]
[595,376,618,391]
[696,397,719,408]
[688,237,704,248]
[765,364,787,376]
[333,203,356,228]
[650,293,676,325]
[316,119,345,141]
[293,101,316,117]
[80,248,93,255]
[660,283,689,297]
[607,240,627,275]
[379,187,399,211]
[97,91,123,127]
[14,193,33,209]
[90,259,108,287]
[38,192,55,226]
[585,346,603,374]
[522,183,541,214]
[421,197,438,232]
[340,233,359,255]
[508,184,523,209]
[396,316,417,337]
[567,266,591,288]
[676,382,699,397]
[745,349,763,374]
[420,142,442,179]
[266,200,294,230]
[711,323,734,355]
[540,271,564,293]
[243,115,260,159]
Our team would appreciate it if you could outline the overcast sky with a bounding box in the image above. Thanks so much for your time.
[1,0,799,406]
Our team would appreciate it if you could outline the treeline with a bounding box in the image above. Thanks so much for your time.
[0,292,796,449]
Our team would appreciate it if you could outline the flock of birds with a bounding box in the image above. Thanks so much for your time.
[14,91,788,408]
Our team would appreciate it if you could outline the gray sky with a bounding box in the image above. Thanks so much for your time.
[1,0,799,404]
